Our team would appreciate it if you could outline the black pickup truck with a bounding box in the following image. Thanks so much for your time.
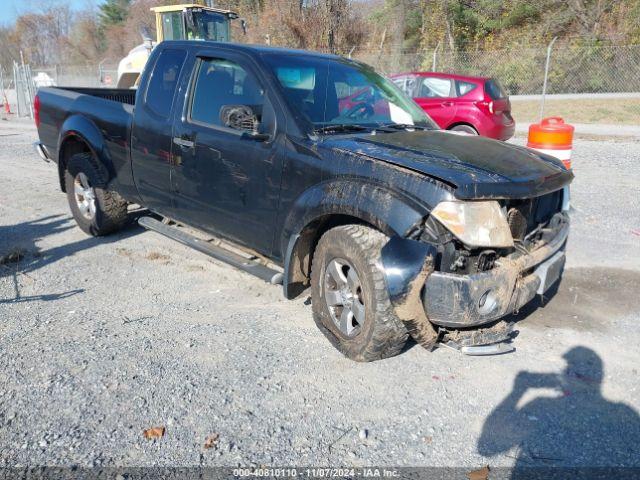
[34,41,573,361]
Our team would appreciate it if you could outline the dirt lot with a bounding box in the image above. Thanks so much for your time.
[1,119,639,470]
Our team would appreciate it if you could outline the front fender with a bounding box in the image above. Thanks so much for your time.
[381,236,439,349]
[281,179,427,252]
[281,179,428,298]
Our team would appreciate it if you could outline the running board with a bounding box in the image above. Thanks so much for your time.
[138,216,283,285]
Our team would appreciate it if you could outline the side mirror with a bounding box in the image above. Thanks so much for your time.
[220,105,259,133]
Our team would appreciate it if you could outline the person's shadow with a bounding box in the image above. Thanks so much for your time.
[478,347,640,478]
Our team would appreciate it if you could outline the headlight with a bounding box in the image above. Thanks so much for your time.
[431,200,514,248]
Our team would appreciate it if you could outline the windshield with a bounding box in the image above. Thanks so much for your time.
[262,54,437,132]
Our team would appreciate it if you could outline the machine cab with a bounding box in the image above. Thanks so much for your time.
[116,4,239,89]
[153,4,239,43]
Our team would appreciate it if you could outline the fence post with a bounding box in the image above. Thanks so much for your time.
[20,51,33,119]
[0,66,5,100]
[432,41,441,71]
[0,66,7,115]
[13,62,23,117]
[540,36,557,120]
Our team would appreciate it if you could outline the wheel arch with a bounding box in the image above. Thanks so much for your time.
[57,115,112,192]
[447,121,479,134]
[281,180,427,299]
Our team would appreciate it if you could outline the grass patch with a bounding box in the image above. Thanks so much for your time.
[511,98,640,125]
[145,251,170,262]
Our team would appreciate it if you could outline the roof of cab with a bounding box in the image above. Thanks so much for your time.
[159,40,343,60]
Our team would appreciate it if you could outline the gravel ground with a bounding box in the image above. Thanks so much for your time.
[1,119,639,470]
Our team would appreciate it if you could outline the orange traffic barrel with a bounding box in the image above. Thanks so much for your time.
[2,93,11,115]
[527,117,574,169]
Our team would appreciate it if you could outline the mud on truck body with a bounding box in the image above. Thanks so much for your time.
[33,41,573,361]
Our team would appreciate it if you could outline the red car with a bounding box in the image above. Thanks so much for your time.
[390,72,515,140]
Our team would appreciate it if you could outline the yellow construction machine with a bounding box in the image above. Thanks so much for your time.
[117,3,240,88]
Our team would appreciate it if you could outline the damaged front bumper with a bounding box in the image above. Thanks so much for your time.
[381,213,569,345]
[424,216,568,327]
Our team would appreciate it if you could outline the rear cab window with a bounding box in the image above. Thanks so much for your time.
[485,78,508,100]
[145,48,187,118]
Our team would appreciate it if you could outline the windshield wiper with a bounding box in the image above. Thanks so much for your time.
[314,124,372,134]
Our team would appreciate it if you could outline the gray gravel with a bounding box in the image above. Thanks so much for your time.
[1,119,639,469]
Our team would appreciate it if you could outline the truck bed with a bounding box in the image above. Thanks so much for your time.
[36,86,137,198]
[37,86,136,158]
[52,87,136,106]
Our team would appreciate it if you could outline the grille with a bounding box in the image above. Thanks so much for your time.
[504,189,563,239]
[507,207,528,240]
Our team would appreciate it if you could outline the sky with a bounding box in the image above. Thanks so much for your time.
[0,0,102,26]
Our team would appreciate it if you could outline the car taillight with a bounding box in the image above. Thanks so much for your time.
[475,100,495,114]
[34,95,40,128]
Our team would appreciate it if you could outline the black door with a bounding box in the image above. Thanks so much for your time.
[171,53,283,256]
[131,48,187,215]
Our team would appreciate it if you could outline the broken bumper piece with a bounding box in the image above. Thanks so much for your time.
[424,217,569,328]
[441,320,516,355]
[380,236,439,350]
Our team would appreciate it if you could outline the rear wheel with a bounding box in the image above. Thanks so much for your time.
[311,225,409,362]
[64,153,128,236]
[450,124,479,135]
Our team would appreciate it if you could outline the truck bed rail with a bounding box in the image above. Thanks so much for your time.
[58,87,136,106]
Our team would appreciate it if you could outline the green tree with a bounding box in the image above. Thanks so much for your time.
[99,0,132,28]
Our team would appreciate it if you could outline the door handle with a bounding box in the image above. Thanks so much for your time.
[173,137,195,149]
[441,101,454,107]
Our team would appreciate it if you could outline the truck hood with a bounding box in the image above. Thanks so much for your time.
[327,130,573,199]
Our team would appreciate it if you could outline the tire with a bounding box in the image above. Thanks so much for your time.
[64,153,128,236]
[311,225,409,362]
[450,124,479,135]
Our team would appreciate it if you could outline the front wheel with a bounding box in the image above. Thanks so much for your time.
[311,225,409,362]
[64,153,128,236]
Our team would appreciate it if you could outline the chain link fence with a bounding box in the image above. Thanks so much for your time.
[29,65,119,88]
[3,44,639,119]
[17,44,640,96]
[353,44,640,95]
[1,63,119,118]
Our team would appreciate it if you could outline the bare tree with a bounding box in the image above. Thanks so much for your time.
[566,0,612,40]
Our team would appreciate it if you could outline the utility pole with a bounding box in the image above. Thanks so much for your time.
[326,0,335,54]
